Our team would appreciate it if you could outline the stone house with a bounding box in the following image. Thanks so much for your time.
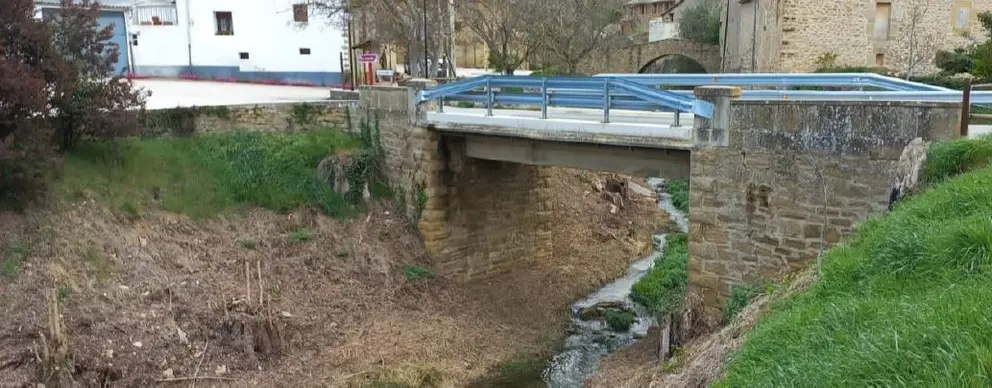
[721,0,992,74]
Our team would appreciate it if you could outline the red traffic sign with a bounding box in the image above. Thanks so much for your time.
[358,53,379,63]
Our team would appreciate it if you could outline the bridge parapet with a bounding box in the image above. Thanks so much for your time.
[688,96,960,324]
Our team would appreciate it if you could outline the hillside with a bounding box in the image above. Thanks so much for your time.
[634,136,992,387]
[0,129,672,386]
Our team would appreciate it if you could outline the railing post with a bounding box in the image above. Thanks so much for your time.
[603,77,611,123]
[541,77,548,119]
[674,110,681,127]
[486,76,493,117]
[438,95,444,113]
[961,78,972,138]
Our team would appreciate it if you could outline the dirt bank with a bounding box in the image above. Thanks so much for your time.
[0,168,669,387]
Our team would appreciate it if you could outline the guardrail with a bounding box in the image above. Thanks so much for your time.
[417,73,992,125]
[418,76,715,123]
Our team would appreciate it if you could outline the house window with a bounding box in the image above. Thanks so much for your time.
[293,4,308,22]
[955,6,971,31]
[299,48,311,55]
[239,52,249,60]
[215,11,234,35]
[874,2,891,40]
[875,53,885,67]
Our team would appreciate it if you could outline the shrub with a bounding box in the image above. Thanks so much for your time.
[722,284,759,324]
[935,48,974,75]
[1,0,143,207]
[289,229,313,243]
[631,234,689,315]
[678,1,721,45]
[604,310,637,332]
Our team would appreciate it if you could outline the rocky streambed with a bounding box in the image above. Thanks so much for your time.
[542,179,689,387]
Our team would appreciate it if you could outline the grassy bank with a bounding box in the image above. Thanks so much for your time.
[717,137,992,386]
[56,129,367,219]
[631,234,689,315]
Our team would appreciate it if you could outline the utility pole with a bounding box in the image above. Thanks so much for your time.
[423,0,429,78]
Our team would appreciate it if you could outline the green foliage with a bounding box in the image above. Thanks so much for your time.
[1,241,31,279]
[402,265,435,282]
[935,48,974,75]
[473,351,552,388]
[722,283,759,324]
[631,234,689,315]
[416,187,428,221]
[346,113,387,204]
[289,228,313,243]
[908,74,992,90]
[291,103,324,126]
[57,129,360,219]
[921,136,992,186]
[604,310,637,332]
[717,140,992,386]
[667,179,689,214]
[813,52,840,69]
[678,2,721,45]
[455,101,476,108]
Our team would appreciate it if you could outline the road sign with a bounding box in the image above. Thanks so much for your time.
[376,69,395,77]
[358,53,379,63]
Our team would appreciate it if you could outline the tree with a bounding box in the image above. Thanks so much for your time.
[457,0,539,75]
[970,11,992,77]
[891,0,939,79]
[530,0,626,75]
[678,1,721,45]
[1,0,144,205]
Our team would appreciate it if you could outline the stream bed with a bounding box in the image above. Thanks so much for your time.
[541,178,688,387]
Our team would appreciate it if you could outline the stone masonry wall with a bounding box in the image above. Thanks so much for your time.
[359,83,552,281]
[688,100,960,320]
[144,101,356,135]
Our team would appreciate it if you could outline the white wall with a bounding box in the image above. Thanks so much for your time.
[131,0,346,74]
[649,19,679,42]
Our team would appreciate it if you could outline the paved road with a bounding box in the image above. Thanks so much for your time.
[134,79,336,109]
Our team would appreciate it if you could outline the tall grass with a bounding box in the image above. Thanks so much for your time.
[717,163,992,386]
[921,135,992,185]
[57,129,360,219]
[666,179,689,214]
[631,234,689,315]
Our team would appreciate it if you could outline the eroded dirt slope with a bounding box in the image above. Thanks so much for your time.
[0,168,669,387]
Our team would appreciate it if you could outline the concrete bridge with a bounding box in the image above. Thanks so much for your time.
[357,79,959,320]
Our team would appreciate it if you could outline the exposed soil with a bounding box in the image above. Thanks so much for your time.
[0,167,670,387]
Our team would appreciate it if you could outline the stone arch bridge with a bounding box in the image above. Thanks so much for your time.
[593,38,721,73]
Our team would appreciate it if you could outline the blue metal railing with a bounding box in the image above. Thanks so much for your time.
[417,73,992,123]
[418,75,714,122]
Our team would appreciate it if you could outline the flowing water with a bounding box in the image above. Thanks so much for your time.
[541,178,689,388]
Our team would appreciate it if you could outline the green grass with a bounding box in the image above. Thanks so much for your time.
[604,310,637,332]
[631,234,689,315]
[402,265,435,282]
[667,179,689,213]
[920,135,992,186]
[717,153,992,386]
[1,241,31,279]
[722,283,759,324]
[57,129,361,219]
[288,228,313,243]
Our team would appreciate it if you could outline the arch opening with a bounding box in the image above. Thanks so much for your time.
[638,54,709,74]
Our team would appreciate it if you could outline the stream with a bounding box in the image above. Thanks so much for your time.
[541,178,689,387]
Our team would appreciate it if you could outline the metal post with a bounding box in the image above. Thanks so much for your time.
[486,76,493,116]
[674,110,681,127]
[603,78,611,123]
[438,96,444,113]
[541,77,548,119]
[423,0,429,78]
[961,78,972,138]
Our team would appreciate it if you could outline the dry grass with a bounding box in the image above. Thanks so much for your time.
[0,167,668,387]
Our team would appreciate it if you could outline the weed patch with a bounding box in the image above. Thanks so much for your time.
[717,160,992,386]
[666,179,689,213]
[402,265,435,282]
[631,234,688,315]
[722,283,759,324]
[604,310,636,332]
[1,241,32,279]
[289,229,314,243]
[58,129,360,218]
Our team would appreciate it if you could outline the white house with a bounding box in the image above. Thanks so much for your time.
[39,0,348,86]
